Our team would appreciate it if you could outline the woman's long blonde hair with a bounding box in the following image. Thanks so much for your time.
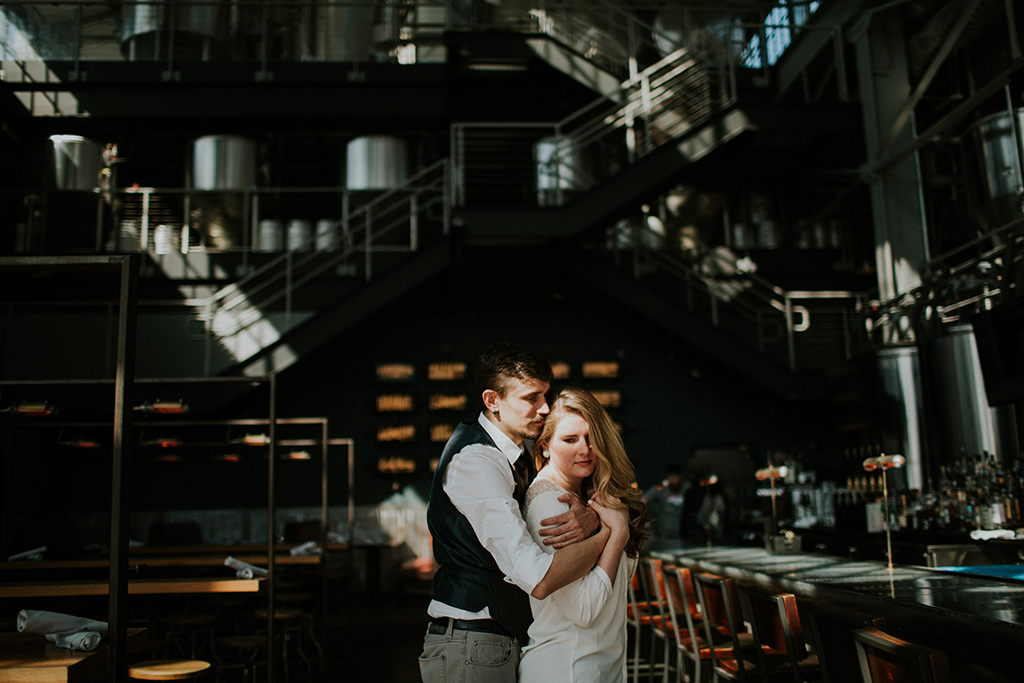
[533,387,648,557]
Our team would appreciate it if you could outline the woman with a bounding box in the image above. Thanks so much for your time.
[518,387,647,683]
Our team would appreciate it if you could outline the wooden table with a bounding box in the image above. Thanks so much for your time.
[0,556,320,572]
[0,578,261,599]
[0,628,146,683]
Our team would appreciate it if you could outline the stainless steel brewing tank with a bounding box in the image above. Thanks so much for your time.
[345,135,408,190]
[876,346,925,490]
[963,108,1024,232]
[187,135,257,249]
[190,135,257,190]
[44,135,102,190]
[28,135,104,252]
[315,1,374,61]
[930,324,1002,460]
[121,0,219,61]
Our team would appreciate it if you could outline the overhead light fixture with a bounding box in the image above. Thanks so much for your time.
[755,465,790,480]
[135,399,189,414]
[214,454,242,463]
[152,454,181,463]
[863,454,905,471]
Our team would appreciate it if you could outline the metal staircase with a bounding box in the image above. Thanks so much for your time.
[591,219,864,395]
[197,160,450,376]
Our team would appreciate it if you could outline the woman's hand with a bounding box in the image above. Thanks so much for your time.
[590,495,630,583]
[589,495,629,537]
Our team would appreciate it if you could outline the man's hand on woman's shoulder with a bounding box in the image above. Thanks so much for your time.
[537,493,601,548]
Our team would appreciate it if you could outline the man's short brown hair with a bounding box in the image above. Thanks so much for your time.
[475,342,553,406]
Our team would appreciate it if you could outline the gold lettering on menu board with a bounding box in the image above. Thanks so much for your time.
[376,363,415,381]
[377,394,413,411]
[582,361,619,378]
[591,390,621,408]
[378,456,416,473]
[431,424,456,442]
[429,394,466,411]
[551,362,570,379]
[377,425,416,442]
[428,362,467,380]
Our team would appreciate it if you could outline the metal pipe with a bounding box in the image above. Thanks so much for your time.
[266,373,276,683]
[1004,86,1024,200]
[109,254,138,683]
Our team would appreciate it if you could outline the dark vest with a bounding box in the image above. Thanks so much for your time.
[428,419,533,640]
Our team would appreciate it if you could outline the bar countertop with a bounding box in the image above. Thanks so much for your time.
[651,543,1024,680]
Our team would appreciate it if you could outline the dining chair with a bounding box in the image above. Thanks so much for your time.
[853,627,950,683]
[804,603,886,683]
[692,572,763,683]
[739,586,822,683]
[664,564,731,683]
[628,571,655,683]
[638,557,673,683]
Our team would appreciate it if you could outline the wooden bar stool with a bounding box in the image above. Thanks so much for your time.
[160,613,218,661]
[215,635,269,683]
[129,659,212,681]
[255,608,314,682]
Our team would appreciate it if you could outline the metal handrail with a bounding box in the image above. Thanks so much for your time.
[623,219,861,372]
[451,41,734,207]
[205,160,449,340]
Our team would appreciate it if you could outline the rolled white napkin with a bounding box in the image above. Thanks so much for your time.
[224,556,268,578]
[8,545,47,561]
[289,540,320,556]
[51,632,103,651]
[969,529,1016,540]
[17,610,107,651]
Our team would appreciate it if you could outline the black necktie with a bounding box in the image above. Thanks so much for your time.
[491,445,535,644]
[512,448,531,507]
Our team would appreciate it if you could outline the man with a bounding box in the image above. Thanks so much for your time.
[642,463,688,549]
[419,342,604,683]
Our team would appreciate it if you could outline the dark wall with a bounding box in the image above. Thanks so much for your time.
[268,250,836,507]
[0,250,843,555]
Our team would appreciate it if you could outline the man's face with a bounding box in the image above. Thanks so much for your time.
[488,376,551,444]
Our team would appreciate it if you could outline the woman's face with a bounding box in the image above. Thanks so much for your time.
[545,412,597,490]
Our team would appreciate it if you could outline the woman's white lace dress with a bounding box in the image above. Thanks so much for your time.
[517,476,636,683]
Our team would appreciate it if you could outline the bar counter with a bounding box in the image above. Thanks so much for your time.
[650,544,1023,681]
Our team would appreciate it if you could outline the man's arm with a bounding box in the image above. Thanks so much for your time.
[531,524,610,599]
[536,493,601,548]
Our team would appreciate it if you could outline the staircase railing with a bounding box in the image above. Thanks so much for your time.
[451,37,734,208]
[614,218,863,373]
[523,0,687,79]
[202,159,449,366]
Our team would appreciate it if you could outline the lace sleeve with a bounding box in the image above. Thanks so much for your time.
[525,477,564,512]
[523,479,568,555]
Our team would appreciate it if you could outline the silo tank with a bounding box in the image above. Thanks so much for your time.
[46,135,102,190]
[188,135,257,249]
[963,108,1024,232]
[346,136,408,190]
